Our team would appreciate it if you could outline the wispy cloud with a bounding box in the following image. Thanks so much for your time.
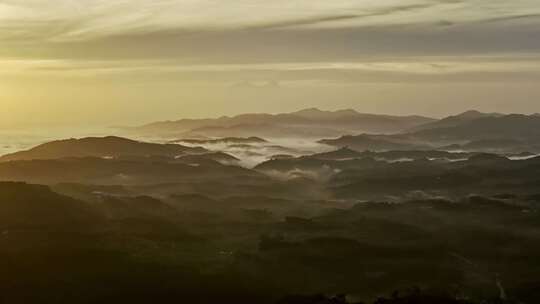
[1,0,540,43]
[478,13,540,24]
[247,3,443,30]
[3,56,540,86]
[1,0,540,82]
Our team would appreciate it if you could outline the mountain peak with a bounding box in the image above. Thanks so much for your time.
[309,146,362,160]
[455,110,490,119]
[454,110,502,119]
[458,109,482,116]
[293,108,325,115]
[334,108,360,115]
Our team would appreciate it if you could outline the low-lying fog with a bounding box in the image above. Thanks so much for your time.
[3,126,539,170]
[171,138,334,168]
[0,127,333,168]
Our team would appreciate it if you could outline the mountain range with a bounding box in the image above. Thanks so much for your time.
[125,108,436,139]
[2,109,540,303]
[408,110,503,132]
[124,108,540,153]
[321,111,540,153]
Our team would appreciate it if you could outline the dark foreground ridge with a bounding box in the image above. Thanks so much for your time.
[1,182,539,304]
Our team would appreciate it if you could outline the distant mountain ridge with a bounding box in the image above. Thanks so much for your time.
[409,110,504,132]
[125,108,436,139]
[413,114,540,141]
[321,111,540,153]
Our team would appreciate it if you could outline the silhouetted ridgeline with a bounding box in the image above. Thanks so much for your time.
[0,136,207,162]
[321,112,540,153]
[125,108,435,139]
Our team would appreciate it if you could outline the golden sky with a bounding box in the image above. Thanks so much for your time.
[1,0,540,126]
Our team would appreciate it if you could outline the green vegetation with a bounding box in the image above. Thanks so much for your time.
[1,182,539,303]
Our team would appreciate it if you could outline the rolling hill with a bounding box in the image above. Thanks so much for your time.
[0,182,98,227]
[0,136,207,162]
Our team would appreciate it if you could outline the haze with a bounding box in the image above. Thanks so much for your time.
[2,0,540,126]
[3,2,540,303]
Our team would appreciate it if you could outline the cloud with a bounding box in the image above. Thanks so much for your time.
[1,0,540,82]
[1,0,539,42]
[247,3,442,30]
[478,13,540,24]
[3,56,540,86]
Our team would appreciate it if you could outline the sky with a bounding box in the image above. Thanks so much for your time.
[1,0,540,126]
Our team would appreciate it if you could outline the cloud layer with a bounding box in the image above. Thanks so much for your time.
[1,0,540,126]
[1,0,540,59]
